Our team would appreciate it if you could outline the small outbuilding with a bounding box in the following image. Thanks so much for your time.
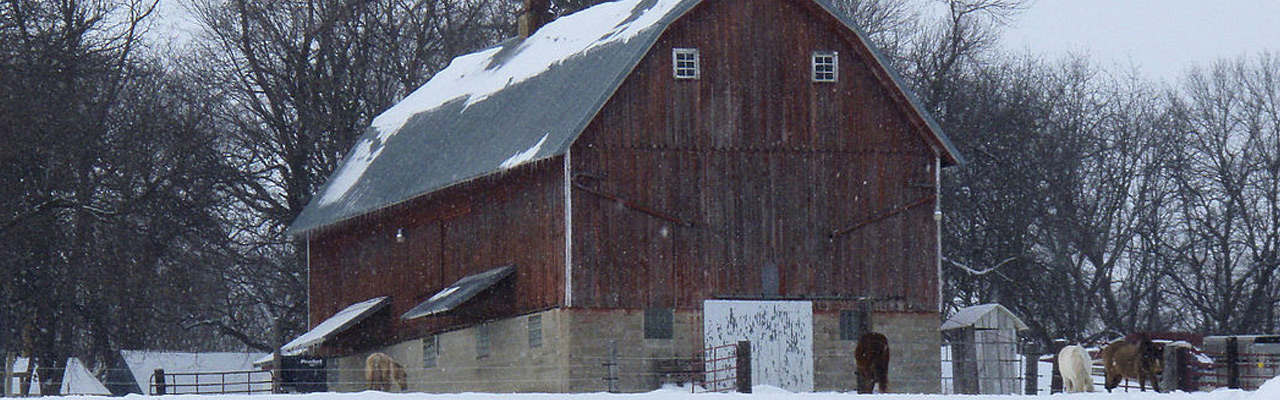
[941,303,1028,395]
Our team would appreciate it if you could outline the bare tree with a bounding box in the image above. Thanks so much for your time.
[826,0,919,55]
[0,0,240,393]
[938,53,1178,345]
[902,0,1025,114]
[186,0,516,350]
[1163,54,1280,334]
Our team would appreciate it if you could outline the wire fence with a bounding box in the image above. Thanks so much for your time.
[293,354,744,393]
[1030,342,1280,394]
[132,342,1280,395]
[1183,350,1280,391]
[315,340,962,392]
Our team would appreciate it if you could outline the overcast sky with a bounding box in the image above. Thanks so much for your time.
[151,0,1280,84]
[1000,0,1280,82]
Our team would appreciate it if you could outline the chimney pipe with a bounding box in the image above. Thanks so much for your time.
[519,0,551,39]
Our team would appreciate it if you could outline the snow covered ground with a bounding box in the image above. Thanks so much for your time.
[43,376,1280,400]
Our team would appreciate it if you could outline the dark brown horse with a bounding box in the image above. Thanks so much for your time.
[1102,339,1163,392]
[855,332,890,394]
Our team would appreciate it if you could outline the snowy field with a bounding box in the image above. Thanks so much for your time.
[43,378,1280,400]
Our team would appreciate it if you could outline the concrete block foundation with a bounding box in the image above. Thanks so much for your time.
[327,308,940,393]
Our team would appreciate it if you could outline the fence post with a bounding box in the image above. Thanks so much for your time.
[18,359,31,397]
[735,341,751,393]
[1161,344,1179,393]
[604,339,618,393]
[154,368,167,395]
[271,348,281,394]
[1176,346,1193,392]
[1024,351,1039,395]
[1049,339,1066,394]
[1225,337,1240,389]
[3,351,12,398]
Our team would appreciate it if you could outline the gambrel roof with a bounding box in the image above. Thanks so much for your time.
[289,0,963,235]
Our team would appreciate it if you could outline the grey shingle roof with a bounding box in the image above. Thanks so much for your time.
[289,0,961,235]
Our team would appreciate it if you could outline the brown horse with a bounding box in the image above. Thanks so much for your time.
[855,332,890,394]
[1101,339,1163,392]
[365,352,408,392]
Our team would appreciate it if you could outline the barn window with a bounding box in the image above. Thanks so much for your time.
[672,48,700,79]
[528,314,543,348]
[644,308,674,339]
[812,51,838,82]
[476,324,491,359]
[840,307,871,340]
[422,335,438,368]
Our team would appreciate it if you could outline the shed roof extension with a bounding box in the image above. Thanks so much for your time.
[289,0,962,235]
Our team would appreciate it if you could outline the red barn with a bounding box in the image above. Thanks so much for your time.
[285,0,962,393]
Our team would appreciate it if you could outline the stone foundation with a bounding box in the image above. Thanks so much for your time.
[328,307,939,393]
[811,311,941,393]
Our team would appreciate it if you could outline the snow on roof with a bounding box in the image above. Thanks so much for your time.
[315,0,687,208]
[119,350,267,391]
[289,0,962,235]
[940,303,1029,331]
[499,134,550,170]
[8,357,111,396]
[401,266,515,320]
[280,296,390,355]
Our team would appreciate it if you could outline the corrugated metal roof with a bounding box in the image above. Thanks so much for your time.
[289,0,962,235]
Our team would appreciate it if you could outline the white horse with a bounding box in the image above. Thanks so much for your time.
[1058,345,1095,393]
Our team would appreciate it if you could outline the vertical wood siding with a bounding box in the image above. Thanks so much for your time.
[305,0,949,354]
[570,0,940,312]
[307,160,565,350]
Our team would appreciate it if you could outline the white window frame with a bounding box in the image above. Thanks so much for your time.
[812,51,838,82]
[673,48,700,79]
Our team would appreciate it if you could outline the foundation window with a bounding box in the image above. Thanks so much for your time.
[644,308,674,339]
[840,307,871,340]
[476,324,491,359]
[528,315,543,348]
[422,335,438,368]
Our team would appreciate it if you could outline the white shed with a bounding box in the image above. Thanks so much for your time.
[942,303,1029,395]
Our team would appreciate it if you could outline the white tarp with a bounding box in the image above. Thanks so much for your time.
[7,357,110,396]
[703,300,814,392]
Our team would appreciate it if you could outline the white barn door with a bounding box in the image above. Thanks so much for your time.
[703,300,814,392]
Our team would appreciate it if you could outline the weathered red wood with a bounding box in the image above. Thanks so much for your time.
[570,0,939,312]
[307,160,565,350]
